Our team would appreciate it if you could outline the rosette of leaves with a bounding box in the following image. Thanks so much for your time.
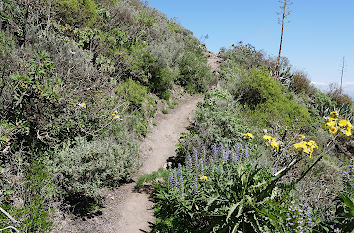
[276,57,293,90]
[150,146,301,233]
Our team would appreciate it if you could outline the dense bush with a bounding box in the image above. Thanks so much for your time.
[194,89,249,146]
[50,135,139,200]
[224,68,311,128]
[292,71,311,94]
[178,51,216,93]
[328,83,353,107]
[54,0,99,27]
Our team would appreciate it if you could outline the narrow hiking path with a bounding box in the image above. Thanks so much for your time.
[54,96,202,233]
[54,52,220,233]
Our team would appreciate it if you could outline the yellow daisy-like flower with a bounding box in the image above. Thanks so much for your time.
[329,127,338,134]
[78,102,86,108]
[294,140,318,158]
[263,135,279,151]
[243,133,254,139]
[325,121,336,128]
[200,175,207,181]
[338,120,348,127]
[344,129,352,137]
[307,140,318,149]
[263,135,273,140]
[298,134,305,139]
[330,111,339,118]
[112,113,121,120]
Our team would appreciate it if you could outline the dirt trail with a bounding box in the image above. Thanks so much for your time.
[54,52,220,233]
[54,96,202,233]
[110,96,202,233]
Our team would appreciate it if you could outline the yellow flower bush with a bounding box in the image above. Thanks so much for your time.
[242,133,254,139]
[323,112,352,138]
[200,175,207,181]
[294,139,318,158]
[263,135,279,152]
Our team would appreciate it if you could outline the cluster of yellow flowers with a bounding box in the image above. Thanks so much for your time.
[293,135,318,158]
[242,133,254,139]
[263,135,280,152]
[112,112,121,121]
[323,111,352,137]
[200,175,207,181]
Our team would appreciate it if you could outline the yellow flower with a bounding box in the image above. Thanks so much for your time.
[294,140,318,158]
[324,117,337,122]
[330,111,339,118]
[308,140,318,149]
[243,133,254,139]
[298,134,305,139]
[325,121,336,128]
[263,135,279,151]
[78,102,86,108]
[112,113,121,120]
[329,127,338,134]
[200,175,207,181]
[344,129,352,137]
[271,141,279,152]
[294,141,306,149]
[338,120,348,127]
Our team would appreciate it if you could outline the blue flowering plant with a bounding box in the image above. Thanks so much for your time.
[149,144,315,233]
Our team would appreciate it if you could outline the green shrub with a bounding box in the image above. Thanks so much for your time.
[228,68,311,128]
[1,197,53,233]
[162,109,168,114]
[50,135,139,200]
[54,0,98,27]
[219,42,267,70]
[310,90,337,117]
[151,67,176,95]
[160,90,172,101]
[115,78,150,111]
[194,89,249,146]
[178,52,215,93]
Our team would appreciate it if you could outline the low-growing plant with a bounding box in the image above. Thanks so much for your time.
[148,144,319,233]
[50,135,139,201]
[328,83,353,107]
[292,71,311,94]
[162,109,169,114]
[178,52,215,93]
[193,89,249,146]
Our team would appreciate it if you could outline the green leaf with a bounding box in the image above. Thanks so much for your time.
[341,194,354,217]
[227,202,241,222]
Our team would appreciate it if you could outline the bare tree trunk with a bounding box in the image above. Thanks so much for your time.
[276,2,287,79]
